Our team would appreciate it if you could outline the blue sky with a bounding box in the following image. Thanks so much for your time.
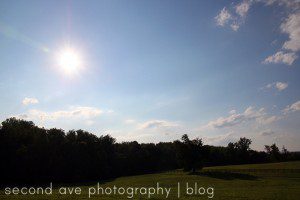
[0,0,300,150]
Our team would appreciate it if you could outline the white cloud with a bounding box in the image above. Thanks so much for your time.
[263,3,300,65]
[281,13,300,52]
[229,109,237,115]
[22,97,39,105]
[137,119,185,137]
[257,115,281,124]
[203,106,279,129]
[139,120,179,130]
[235,1,251,17]
[115,133,153,142]
[263,51,298,65]
[206,113,245,129]
[230,23,240,31]
[202,132,238,146]
[283,100,300,113]
[215,0,300,64]
[215,7,232,26]
[19,106,103,121]
[114,119,185,142]
[215,1,252,31]
[263,81,288,91]
[275,82,289,91]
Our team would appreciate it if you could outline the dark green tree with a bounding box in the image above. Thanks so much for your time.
[265,143,281,162]
[176,134,203,172]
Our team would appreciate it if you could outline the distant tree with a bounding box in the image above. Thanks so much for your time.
[281,146,289,161]
[181,134,190,144]
[265,143,281,162]
[235,137,252,152]
[227,142,237,163]
[176,134,203,172]
[227,142,236,150]
[0,117,297,184]
[226,137,252,164]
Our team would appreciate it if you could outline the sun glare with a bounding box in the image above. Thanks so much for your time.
[57,48,82,74]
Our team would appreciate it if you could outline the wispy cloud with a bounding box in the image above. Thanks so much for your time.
[202,106,280,130]
[263,4,300,65]
[281,13,300,52]
[257,115,281,125]
[230,23,240,31]
[261,0,300,9]
[114,119,185,142]
[138,120,179,130]
[283,100,300,114]
[235,1,251,17]
[202,132,238,146]
[263,51,297,65]
[275,82,289,91]
[22,97,39,105]
[214,0,300,64]
[260,130,275,136]
[215,1,251,31]
[17,106,103,121]
[215,7,232,26]
[262,81,289,91]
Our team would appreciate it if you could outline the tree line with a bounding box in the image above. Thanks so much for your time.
[0,118,299,184]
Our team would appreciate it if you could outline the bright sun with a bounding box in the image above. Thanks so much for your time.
[57,48,82,74]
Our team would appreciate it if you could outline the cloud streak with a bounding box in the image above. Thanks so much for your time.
[263,81,289,91]
[260,130,275,136]
[263,51,298,65]
[283,100,300,114]
[215,7,232,26]
[22,97,39,105]
[202,106,280,130]
[17,106,104,121]
[139,120,179,130]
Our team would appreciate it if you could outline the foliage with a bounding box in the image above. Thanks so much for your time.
[0,118,299,184]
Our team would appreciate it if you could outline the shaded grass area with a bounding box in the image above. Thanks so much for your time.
[1,161,300,200]
[190,171,258,180]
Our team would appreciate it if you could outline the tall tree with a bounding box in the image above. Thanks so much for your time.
[176,134,203,172]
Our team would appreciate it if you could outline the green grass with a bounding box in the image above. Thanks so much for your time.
[1,161,300,199]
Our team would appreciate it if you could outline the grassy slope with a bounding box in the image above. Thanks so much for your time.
[1,161,300,200]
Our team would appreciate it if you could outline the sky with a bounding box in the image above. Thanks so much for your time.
[0,0,300,151]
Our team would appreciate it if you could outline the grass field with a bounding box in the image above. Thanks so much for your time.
[1,161,300,200]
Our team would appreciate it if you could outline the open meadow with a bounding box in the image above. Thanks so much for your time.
[1,161,299,200]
